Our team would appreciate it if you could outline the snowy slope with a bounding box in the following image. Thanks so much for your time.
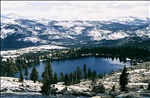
[1,45,67,59]
[1,13,150,49]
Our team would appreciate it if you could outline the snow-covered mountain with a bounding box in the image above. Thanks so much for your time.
[1,13,150,50]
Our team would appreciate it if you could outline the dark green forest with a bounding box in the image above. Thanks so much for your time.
[0,46,150,96]
[1,46,150,77]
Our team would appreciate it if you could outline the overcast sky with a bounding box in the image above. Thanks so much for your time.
[1,1,150,20]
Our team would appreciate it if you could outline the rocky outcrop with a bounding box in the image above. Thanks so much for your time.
[1,77,42,92]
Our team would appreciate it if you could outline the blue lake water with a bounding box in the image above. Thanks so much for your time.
[15,57,131,80]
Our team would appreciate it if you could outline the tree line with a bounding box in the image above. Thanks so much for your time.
[18,61,98,85]
[19,61,150,95]
[17,60,102,95]
[1,46,150,77]
[1,57,150,95]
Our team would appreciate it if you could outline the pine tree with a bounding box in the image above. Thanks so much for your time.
[76,66,82,82]
[69,72,73,84]
[7,60,18,77]
[30,66,39,83]
[59,72,64,82]
[88,68,92,79]
[73,71,77,83]
[92,71,97,80]
[41,61,54,95]
[41,79,52,95]
[111,85,115,92]
[83,64,87,79]
[19,69,24,82]
[147,83,150,90]
[92,81,105,93]
[119,66,128,91]
[53,72,58,84]
[42,61,53,82]
[64,73,69,85]
[24,65,29,79]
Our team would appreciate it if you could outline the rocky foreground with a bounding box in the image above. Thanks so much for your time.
[1,62,150,98]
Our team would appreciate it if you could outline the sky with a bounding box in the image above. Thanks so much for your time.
[1,1,150,20]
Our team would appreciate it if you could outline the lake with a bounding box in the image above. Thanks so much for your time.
[15,57,131,80]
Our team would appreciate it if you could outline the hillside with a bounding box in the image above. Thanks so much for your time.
[1,14,150,50]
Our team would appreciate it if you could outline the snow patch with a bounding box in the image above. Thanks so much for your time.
[88,29,102,41]
[74,27,85,35]
[107,31,129,40]
[54,21,92,28]
[17,37,40,43]
[1,29,15,39]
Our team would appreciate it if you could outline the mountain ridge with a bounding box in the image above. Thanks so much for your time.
[1,13,150,50]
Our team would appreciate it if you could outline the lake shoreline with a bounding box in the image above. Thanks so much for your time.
[15,57,131,80]
[1,62,150,98]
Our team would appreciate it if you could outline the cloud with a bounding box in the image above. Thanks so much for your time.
[1,1,150,20]
[1,1,28,9]
[110,1,149,9]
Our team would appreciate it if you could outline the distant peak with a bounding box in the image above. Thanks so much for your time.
[1,13,20,19]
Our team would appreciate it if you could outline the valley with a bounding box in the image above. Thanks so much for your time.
[1,3,150,97]
[1,44,150,97]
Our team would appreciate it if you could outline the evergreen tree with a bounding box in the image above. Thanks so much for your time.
[42,61,53,82]
[7,60,18,77]
[59,72,64,82]
[30,66,39,83]
[98,74,103,79]
[88,68,92,79]
[92,71,97,80]
[19,69,24,82]
[41,61,54,95]
[92,81,105,93]
[103,71,106,77]
[64,73,69,85]
[53,72,58,84]
[73,71,77,83]
[147,83,150,90]
[119,66,128,91]
[24,65,29,79]
[69,72,73,84]
[83,64,87,79]
[41,79,52,95]
[111,85,115,92]
[76,66,82,82]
